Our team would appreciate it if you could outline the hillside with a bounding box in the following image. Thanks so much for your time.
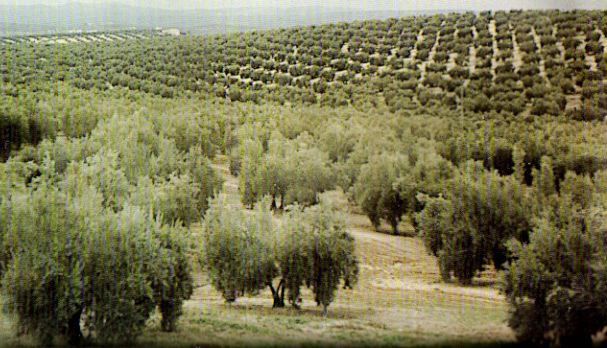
[0,9,607,348]
[2,10,606,119]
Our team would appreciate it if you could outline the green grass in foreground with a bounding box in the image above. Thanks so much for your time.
[0,298,519,348]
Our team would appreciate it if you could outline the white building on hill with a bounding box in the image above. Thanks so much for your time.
[161,28,181,36]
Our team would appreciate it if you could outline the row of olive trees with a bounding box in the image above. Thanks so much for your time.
[352,141,455,235]
[202,196,358,316]
[233,132,335,209]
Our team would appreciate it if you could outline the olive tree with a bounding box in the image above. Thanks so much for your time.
[238,138,265,208]
[353,154,411,234]
[284,141,335,206]
[238,133,334,208]
[504,196,607,347]
[0,175,192,345]
[202,196,278,303]
[278,200,359,316]
[416,161,532,284]
[256,133,293,210]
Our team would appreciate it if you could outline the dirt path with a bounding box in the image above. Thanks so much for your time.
[531,26,550,85]
[510,23,523,72]
[209,156,242,209]
[489,19,499,81]
[410,28,424,63]
[469,26,478,75]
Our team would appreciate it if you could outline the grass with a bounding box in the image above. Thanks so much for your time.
[0,159,517,347]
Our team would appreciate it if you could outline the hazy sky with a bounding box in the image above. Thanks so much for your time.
[1,0,606,10]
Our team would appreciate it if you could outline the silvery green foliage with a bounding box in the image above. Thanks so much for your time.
[0,177,193,343]
[302,201,358,316]
[202,196,358,314]
[152,224,194,333]
[353,153,411,234]
[202,196,278,302]
[279,200,358,315]
[283,138,334,207]
[277,207,309,307]
[416,161,532,284]
[237,132,334,209]
[27,113,222,227]
[504,194,607,347]
[238,138,265,208]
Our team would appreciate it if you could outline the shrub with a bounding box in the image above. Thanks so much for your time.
[518,64,540,78]
[522,75,541,88]
[417,89,434,106]
[475,58,492,69]
[397,47,412,58]
[522,53,541,64]
[396,69,421,81]
[448,66,470,79]
[518,41,536,53]
[525,84,551,100]
[559,78,576,94]
[476,46,492,57]
[569,100,606,121]
[399,78,418,91]
[426,63,447,73]
[416,49,430,61]
[274,73,293,86]
[423,73,444,88]
[434,51,449,63]
[494,96,526,115]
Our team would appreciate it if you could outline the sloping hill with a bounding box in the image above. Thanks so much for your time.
[3,10,604,119]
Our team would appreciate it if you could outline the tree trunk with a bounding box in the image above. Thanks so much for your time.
[268,281,285,308]
[224,290,237,303]
[391,221,399,235]
[322,304,328,318]
[271,196,277,210]
[280,195,285,210]
[160,300,177,332]
[560,334,592,348]
[67,308,84,346]
[344,277,351,289]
